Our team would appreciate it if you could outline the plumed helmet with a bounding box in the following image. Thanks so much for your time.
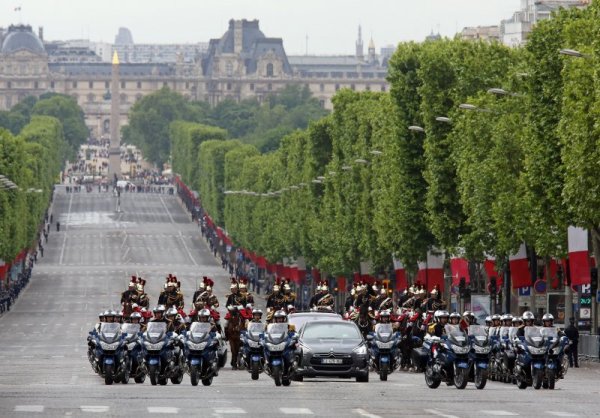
[230,277,238,289]
[321,281,329,291]
[522,311,535,321]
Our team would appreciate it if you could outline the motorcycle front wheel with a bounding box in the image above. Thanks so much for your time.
[171,371,183,385]
[547,369,556,390]
[148,364,158,386]
[190,366,199,386]
[104,364,114,385]
[251,362,260,381]
[425,364,441,389]
[532,369,543,390]
[474,366,487,390]
[272,365,282,386]
[202,376,213,386]
[379,362,389,381]
[454,367,468,390]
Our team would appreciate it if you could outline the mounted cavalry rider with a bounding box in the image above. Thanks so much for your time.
[121,276,139,307]
[158,274,184,309]
[238,277,255,306]
[225,278,243,307]
[312,281,334,311]
[266,278,286,322]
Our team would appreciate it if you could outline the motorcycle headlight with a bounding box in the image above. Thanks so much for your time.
[451,344,469,354]
[527,346,546,355]
[375,341,394,349]
[353,344,367,356]
[144,341,165,350]
[474,345,491,354]
[266,342,286,351]
[248,340,261,348]
[187,341,208,350]
[100,341,120,350]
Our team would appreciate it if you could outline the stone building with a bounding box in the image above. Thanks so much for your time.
[0,20,389,141]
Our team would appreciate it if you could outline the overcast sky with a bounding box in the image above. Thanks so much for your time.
[5,0,521,55]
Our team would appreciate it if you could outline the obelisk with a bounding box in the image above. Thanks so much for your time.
[108,50,121,181]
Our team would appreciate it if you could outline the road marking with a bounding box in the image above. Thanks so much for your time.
[214,407,247,414]
[281,408,314,415]
[353,409,382,418]
[80,406,109,413]
[69,375,78,385]
[14,405,44,412]
[546,413,578,417]
[122,247,131,261]
[424,410,461,418]
[120,232,127,248]
[480,412,519,416]
[51,355,64,358]
[148,407,179,414]
[179,231,198,266]
[159,196,175,224]
[59,193,74,265]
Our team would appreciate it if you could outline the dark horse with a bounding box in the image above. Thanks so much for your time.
[352,302,373,339]
[225,307,246,370]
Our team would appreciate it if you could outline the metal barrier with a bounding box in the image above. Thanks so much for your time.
[578,334,599,362]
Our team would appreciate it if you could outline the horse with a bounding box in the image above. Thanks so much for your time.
[352,302,373,340]
[224,307,247,370]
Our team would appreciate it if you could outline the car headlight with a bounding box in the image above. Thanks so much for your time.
[266,342,286,351]
[187,341,208,350]
[353,344,367,355]
[144,341,165,350]
[100,341,120,350]
[451,344,469,354]
[474,345,491,354]
[375,341,394,349]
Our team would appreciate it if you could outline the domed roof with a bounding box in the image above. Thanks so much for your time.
[1,25,46,55]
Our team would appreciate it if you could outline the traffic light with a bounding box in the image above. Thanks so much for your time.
[490,277,497,295]
[591,267,598,293]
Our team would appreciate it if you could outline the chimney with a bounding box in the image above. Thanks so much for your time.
[38,26,44,41]
[234,20,243,54]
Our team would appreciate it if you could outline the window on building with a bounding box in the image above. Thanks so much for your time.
[226,61,233,77]
[335,84,340,91]
[121,81,126,89]
[266,63,274,77]
[350,84,356,91]
[89,81,94,89]
[105,81,109,89]
[319,99,325,108]
[72,81,78,88]
[50,81,54,89]
[34,81,39,89]
[136,94,143,101]
[103,120,110,134]
[185,82,189,89]
[381,85,386,92]
[120,93,127,104]
[320,84,324,92]
[87,94,95,103]
[250,83,254,91]
[163,82,168,87]
[7,81,11,89]
[227,82,232,91]
[268,83,272,91]
[137,81,142,89]
[365,85,371,91]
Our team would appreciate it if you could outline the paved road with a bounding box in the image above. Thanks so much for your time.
[1,190,599,417]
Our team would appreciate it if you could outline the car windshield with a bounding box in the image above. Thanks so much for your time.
[288,313,342,331]
[302,322,361,340]
[524,326,543,347]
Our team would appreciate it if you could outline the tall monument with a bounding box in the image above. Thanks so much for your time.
[108,50,121,180]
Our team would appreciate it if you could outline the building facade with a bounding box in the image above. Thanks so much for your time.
[0,20,389,140]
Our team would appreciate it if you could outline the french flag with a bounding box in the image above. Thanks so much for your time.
[393,257,407,291]
[509,243,530,289]
[450,255,469,287]
[568,226,590,286]
[484,256,503,288]
[418,249,445,292]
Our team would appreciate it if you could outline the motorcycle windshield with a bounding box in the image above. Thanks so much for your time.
[445,324,467,346]
[247,323,264,340]
[499,326,511,339]
[121,323,140,340]
[189,322,211,342]
[146,322,167,343]
[375,323,394,343]
[100,323,121,344]
[540,327,558,344]
[508,327,519,341]
[468,325,488,345]
[524,326,544,348]
[266,323,288,344]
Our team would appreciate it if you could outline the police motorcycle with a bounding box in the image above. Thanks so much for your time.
[424,324,471,389]
[367,323,401,381]
[540,327,569,390]
[262,323,298,386]
[140,322,185,385]
[121,323,145,383]
[467,325,491,389]
[487,324,503,381]
[241,322,266,380]
[90,323,130,385]
[183,322,219,386]
[514,326,549,390]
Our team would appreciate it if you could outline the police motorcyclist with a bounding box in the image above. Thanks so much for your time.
[272,309,296,334]
[150,305,167,323]
[449,312,461,326]
[516,311,535,337]
[429,310,449,338]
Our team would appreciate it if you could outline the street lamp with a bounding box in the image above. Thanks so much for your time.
[369,150,383,156]
[354,159,368,165]
[487,88,523,97]
[311,179,322,184]
[316,176,325,181]
[459,103,478,111]
[341,165,352,171]
[328,171,337,176]
[408,125,425,132]
[559,49,590,59]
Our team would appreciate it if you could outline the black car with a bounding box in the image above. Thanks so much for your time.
[295,320,369,382]
[288,312,343,332]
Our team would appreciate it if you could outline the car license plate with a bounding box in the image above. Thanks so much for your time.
[322,358,343,364]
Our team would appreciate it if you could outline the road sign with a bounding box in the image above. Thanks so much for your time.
[580,307,591,319]
[534,280,546,294]
[518,287,531,296]
[581,284,591,294]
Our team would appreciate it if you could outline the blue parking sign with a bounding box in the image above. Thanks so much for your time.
[518,286,531,296]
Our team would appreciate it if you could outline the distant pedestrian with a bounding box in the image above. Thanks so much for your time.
[50,214,53,224]
[39,244,44,258]
[564,317,579,368]
[44,230,48,243]
[56,221,60,232]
